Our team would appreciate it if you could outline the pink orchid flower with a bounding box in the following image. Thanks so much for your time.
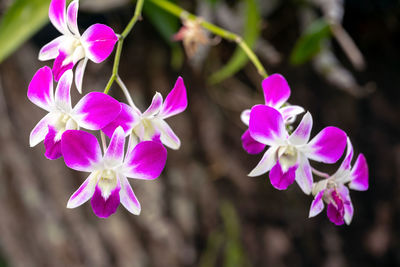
[248,105,347,194]
[102,77,188,150]
[61,127,167,218]
[240,74,304,154]
[39,0,118,93]
[309,138,369,225]
[28,66,121,160]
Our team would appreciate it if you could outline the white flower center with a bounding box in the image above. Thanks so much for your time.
[133,117,157,141]
[277,145,298,172]
[53,113,78,140]
[97,169,118,199]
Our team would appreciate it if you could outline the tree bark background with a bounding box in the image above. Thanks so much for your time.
[0,0,399,266]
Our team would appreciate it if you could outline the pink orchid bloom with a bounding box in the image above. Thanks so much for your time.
[248,105,347,194]
[309,138,369,225]
[102,77,188,150]
[39,0,118,93]
[28,66,121,160]
[61,127,167,218]
[240,74,304,154]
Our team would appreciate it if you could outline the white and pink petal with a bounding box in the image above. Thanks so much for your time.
[122,140,167,180]
[91,184,121,218]
[154,119,181,150]
[74,58,88,94]
[241,129,266,154]
[102,103,138,138]
[142,92,163,117]
[49,0,68,34]
[159,76,188,119]
[309,190,325,218]
[249,105,287,146]
[54,70,73,112]
[349,153,369,191]
[119,175,141,215]
[81,24,118,63]
[61,130,102,172]
[262,74,291,108]
[72,92,121,130]
[29,113,56,147]
[28,66,54,112]
[295,154,313,195]
[304,126,347,164]
[104,127,126,167]
[66,0,79,36]
[38,36,66,61]
[67,171,99,209]
[248,146,278,177]
[289,112,313,146]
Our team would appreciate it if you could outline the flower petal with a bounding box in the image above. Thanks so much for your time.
[153,119,181,149]
[123,141,167,179]
[142,92,163,117]
[309,190,325,218]
[102,103,138,138]
[81,24,118,63]
[159,77,188,119]
[38,36,66,61]
[249,105,287,146]
[262,74,291,108]
[327,189,345,225]
[269,161,297,190]
[104,127,125,167]
[28,66,54,111]
[241,129,266,154]
[61,130,102,172]
[30,113,55,147]
[327,202,345,226]
[66,0,79,36]
[52,50,74,82]
[72,92,121,130]
[248,146,278,177]
[91,184,120,218]
[55,69,73,112]
[304,126,347,164]
[280,105,304,123]
[338,137,354,172]
[44,126,62,160]
[289,112,313,145]
[295,154,313,194]
[74,58,88,94]
[49,0,68,34]
[349,153,369,191]
[240,109,250,126]
[67,171,98,209]
[119,175,141,215]
[337,185,354,225]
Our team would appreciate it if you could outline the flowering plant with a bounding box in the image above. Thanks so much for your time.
[26,0,368,224]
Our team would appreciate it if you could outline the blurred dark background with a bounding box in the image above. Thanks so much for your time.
[0,0,399,266]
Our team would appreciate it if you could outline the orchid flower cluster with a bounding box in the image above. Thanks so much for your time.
[241,74,369,225]
[27,0,188,218]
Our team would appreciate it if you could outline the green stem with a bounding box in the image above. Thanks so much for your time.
[104,0,145,94]
[148,0,268,78]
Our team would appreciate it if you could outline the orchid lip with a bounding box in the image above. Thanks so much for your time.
[97,169,118,199]
[277,145,298,172]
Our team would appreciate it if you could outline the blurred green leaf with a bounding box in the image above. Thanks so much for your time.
[143,0,183,69]
[0,0,51,63]
[290,18,332,65]
[208,0,261,84]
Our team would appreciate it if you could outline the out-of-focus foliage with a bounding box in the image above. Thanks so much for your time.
[199,201,251,267]
[0,0,50,63]
[208,0,260,84]
[143,0,184,69]
[290,18,332,65]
